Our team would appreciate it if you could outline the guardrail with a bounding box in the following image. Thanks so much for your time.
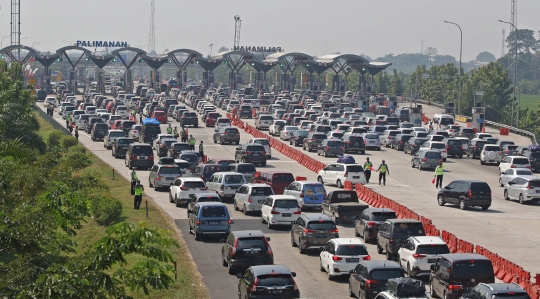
[484,120,538,145]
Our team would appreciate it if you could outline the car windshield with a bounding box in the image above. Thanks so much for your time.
[307,221,336,230]
[346,165,364,172]
[110,132,125,137]
[336,245,369,256]
[159,167,181,175]
[183,181,206,188]
[237,164,256,172]
[246,145,265,152]
[200,206,227,218]
[251,187,273,196]
[327,140,342,146]
[237,237,266,248]
[224,175,244,184]
[117,139,133,144]
[484,146,500,151]
[416,245,450,255]
[257,275,294,287]
[369,269,404,280]
[431,143,445,149]
[452,261,494,279]
[515,170,533,175]
[371,211,398,221]
[447,140,461,145]
[393,223,425,237]
[132,146,153,155]
[274,200,298,208]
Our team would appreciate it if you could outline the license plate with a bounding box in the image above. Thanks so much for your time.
[252,153,259,156]
[258,199,265,203]
[167,177,174,180]
[315,233,327,238]
[269,290,282,295]
[225,187,230,190]
[209,221,219,225]
[138,156,146,159]
[536,190,540,193]
[346,258,359,263]
[354,143,359,146]
[282,213,292,217]
[353,176,359,179]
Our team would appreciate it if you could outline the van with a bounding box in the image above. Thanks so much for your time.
[139,120,162,144]
[433,114,455,127]
[207,172,247,201]
[253,171,295,194]
[284,181,326,208]
[225,163,257,182]
[188,202,232,240]
[233,184,274,214]
[125,143,154,170]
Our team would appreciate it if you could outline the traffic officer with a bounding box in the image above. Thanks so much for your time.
[363,157,373,184]
[376,160,390,186]
[133,180,144,209]
[434,162,445,188]
[199,140,204,159]
[130,170,138,195]
[65,115,71,128]
[189,135,196,150]
[173,126,179,138]
[167,124,173,134]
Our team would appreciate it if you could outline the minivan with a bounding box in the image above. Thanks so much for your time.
[188,202,232,241]
[207,172,247,201]
[253,171,295,194]
[125,143,154,170]
[284,181,326,208]
[233,184,274,215]
[226,163,257,182]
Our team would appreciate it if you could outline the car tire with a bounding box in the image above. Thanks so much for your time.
[459,200,467,210]
[213,137,217,144]
[261,161,266,167]
[458,155,463,158]
[233,200,239,211]
[519,194,525,204]
[332,213,339,225]
[320,259,326,272]
[188,223,193,234]
[482,206,489,210]
[169,192,174,203]
[175,196,182,208]
[354,228,360,237]
[228,262,235,275]
[443,158,447,162]
[385,249,393,260]
[149,178,153,188]
[235,141,239,145]
[261,213,266,224]
[267,220,273,230]
[298,238,306,254]
[430,282,439,298]
[377,147,381,151]
[336,179,343,188]
[349,282,355,298]
[407,263,413,277]
[243,204,248,215]
[376,242,383,254]
[222,255,228,267]
[194,230,201,241]
[317,176,324,184]
[361,150,365,155]
[290,233,297,247]
[411,160,415,168]
[504,190,510,200]
[481,160,485,165]
[327,267,333,280]
[418,163,423,171]
[438,195,446,206]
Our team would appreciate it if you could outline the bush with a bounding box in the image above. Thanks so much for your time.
[47,131,63,148]
[91,195,123,226]
[60,135,78,149]
[68,144,87,154]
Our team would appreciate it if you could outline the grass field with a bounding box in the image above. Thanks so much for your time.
[36,113,209,299]
[520,94,540,111]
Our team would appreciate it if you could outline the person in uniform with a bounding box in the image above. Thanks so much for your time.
[364,157,373,184]
[434,162,445,188]
[133,180,144,209]
[376,160,390,186]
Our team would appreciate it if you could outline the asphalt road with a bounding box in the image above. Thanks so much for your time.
[38,94,527,299]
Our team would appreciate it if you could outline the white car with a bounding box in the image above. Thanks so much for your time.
[128,124,142,140]
[260,195,301,229]
[169,177,207,207]
[44,96,57,107]
[474,133,493,140]
[397,236,449,277]
[247,138,271,158]
[480,144,503,165]
[269,120,286,136]
[499,156,531,174]
[255,115,274,130]
[280,126,299,140]
[152,134,175,149]
[115,105,130,119]
[104,130,126,149]
[420,141,447,161]
[320,238,370,279]
[499,168,536,187]
[215,117,231,129]
[317,163,366,188]
[233,184,274,215]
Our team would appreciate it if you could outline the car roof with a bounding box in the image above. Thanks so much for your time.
[451,180,488,184]
[268,195,297,200]
[195,202,226,207]
[180,177,205,182]
[362,260,401,270]
[242,183,272,188]
[296,181,322,185]
[507,156,529,159]
[479,283,526,293]
[385,219,422,224]
[439,253,490,261]
[410,236,446,245]
[232,230,265,239]
[213,172,243,176]
[302,213,332,221]
[108,129,124,132]
[251,265,292,276]
[365,208,396,213]
[332,238,365,245]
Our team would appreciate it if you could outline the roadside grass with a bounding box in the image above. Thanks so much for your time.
[520,94,540,111]
[36,113,209,299]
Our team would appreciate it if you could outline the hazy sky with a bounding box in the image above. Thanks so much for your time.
[0,0,538,62]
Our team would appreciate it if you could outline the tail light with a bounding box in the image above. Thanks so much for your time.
[196,219,200,225]
[146,156,153,160]
[249,277,259,292]
[303,229,315,235]
[511,164,516,168]
[180,185,190,190]
[329,229,339,233]
[346,140,351,144]
[326,147,330,150]
[200,187,208,190]
[367,221,377,227]
[413,254,427,259]
[264,238,273,255]
[228,218,233,224]
[389,238,394,244]
[293,207,302,214]
[300,191,304,198]
[292,277,299,291]
[448,285,463,292]
[271,207,280,214]
[248,195,252,203]
[130,155,138,160]
[422,157,427,162]
[467,190,472,198]
[262,151,266,155]
[460,146,463,150]
[344,171,348,177]
[526,165,531,169]
[366,280,379,290]
[155,177,161,181]
[246,151,251,155]
[221,185,224,190]
[332,255,343,261]
[446,145,450,149]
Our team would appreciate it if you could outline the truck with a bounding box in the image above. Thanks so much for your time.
[320,190,369,224]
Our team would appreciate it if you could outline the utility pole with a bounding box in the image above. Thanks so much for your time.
[234,15,241,50]
[10,0,21,61]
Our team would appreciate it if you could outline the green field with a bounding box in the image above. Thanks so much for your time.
[520,94,540,111]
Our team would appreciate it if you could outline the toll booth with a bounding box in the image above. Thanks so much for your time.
[442,102,455,116]
[357,96,368,111]
[410,106,423,126]
[387,96,398,111]
[472,107,485,132]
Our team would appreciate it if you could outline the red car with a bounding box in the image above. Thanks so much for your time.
[111,119,123,130]
[152,111,167,123]
[205,112,220,127]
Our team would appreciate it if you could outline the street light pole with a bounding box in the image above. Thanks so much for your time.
[1,35,10,49]
[444,21,462,115]
[499,20,518,127]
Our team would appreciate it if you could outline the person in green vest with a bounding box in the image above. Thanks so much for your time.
[65,115,71,128]
[364,157,373,184]
[434,162,445,188]
[173,126,179,138]
[133,180,144,209]
[189,135,196,150]
[130,170,138,194]
[167,124,173,134]
[376,160,390,186]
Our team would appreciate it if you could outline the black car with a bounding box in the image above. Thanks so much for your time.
[237,265,300,299]
[235,144,267,166]
[90,123,108,141]
[354,208,397,243]
[501,144,519,158]
[139,122,162,144]
[467,139,488,159]
[437,180,492,210]
[342,134,366,154]
[221,230,273,274]
[168,142,190,158]
[376,219,426,261]
[112,137,134,158]
[430,254,494,299]
[456,128,475,139]
[404,137,428,155]
[525,150,540,172]
[348,260,404,299]
[119,120,136,135]
[289,130,309,147]
[157,138,178,158]
[463,283,528,299]
[239,105,252,119]
[390,134,413,151]
[446,138,465,158]
[303,132,326,152]
[178,111,199,127]
[86,117,104,133]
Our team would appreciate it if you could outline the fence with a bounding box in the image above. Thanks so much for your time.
[34,105,71,135]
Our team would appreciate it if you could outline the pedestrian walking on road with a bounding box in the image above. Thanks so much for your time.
[74,126,79,141]
[199,140,204,159]
[133,180,144,209]
[180,126,187,142]
[364,157,373,184]
[434,162,445,188]
[167,124,173,134]
[376,160,390,186]
[189,135,196,150]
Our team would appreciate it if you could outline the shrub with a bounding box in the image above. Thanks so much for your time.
[60,135,78,149]
[91,195,123,226]
[47,131,63,148]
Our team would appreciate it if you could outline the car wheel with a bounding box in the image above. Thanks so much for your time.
[376,242,383,254]
[233,200,239,211]
[267,220,273,229]
[188,223,193,234]
[443,158,447,162]
[407,263,413,277]
[332,213,339,225]
[336,179,343,188]
[459,200,467,210]
[317,176,324,184]
[361,150,365,154]
[519,194,525,204]
[481,160,485,165]
[235,141,239,145]
[444,291,450,299]
[354,227,360,237]
[482,206,489,210]
[320,259,326,272]
[154,181,159,191]
[261,213,266,224]
[213,138,217,144]
[377,147,381,151]
[349,282,355,298]
[243,204,249,215]
[175,196,181,208]
[438,195,446,206]
[290,233,297,247]
[298,238,306,254]
[385,249,393,260]
[327,267,333,280]
[418,163,423,170]
[261,161,266,167]
[228,262,235,275]
[194,230,201,241]
[504,189,510,200]
[149,178,153,187]
[430,282,439,298]
[411,160,415,168]
[169,192,174,203]
[458,155,463,158]
[323,151,327,157]
[467,152,470,157]
[222,254,228,267]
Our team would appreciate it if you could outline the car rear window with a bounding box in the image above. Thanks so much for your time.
[346,165,364,172]
[327,140,342,146]
[110,132,125,137]
[175,162,191,169]
[374,127,386,133]
[347,136,364,143]
[237,164,256,172]
[184,112,196,117]
[415,138,428,145]
[225,128,239,133]
[203,165,224,173]
[330,132,344,139]
[512,158,529,164]
[470,182,491,192]
[336,245,368,256]
[365,134,379,140]
[95,123,108,129]
[224,175,244,184]
[272,173,295,182]
[200,206,227,218]
[425,151,441,158]
[237,237,266,248]
[516,170,533,175]
[447,140,461,145]
[431,143,445,149]
[251,187,273,196]
[131,145,153,155]
[158,167,181,175]
[260,115,273,120]
[392,223,425,237]
[257,274,293,286]
[143,126,161,134]
[174,143,190,151]
[528,180,540,188]
[307,221,336,230]
[451,261,494,279]
[431,135,444,141]
[461,129,474,133]
[217,119,231,123]
[484,146,500,151]
[117,139,133,145]
[530,153,540,159]
[246,145,265,152]
[274,199,298,208]
[370,211,398,221]
[180,154,197,162]
[416,244,450,255]
[369,269,404,280]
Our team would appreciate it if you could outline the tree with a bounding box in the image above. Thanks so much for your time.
[476,51,496,62]
[506,29,538,54]
[425,47,438,61]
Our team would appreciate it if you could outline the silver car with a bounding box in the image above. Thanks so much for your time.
[411,149,442,170]
[504,177,540,204]
[499,168,537,187]
[149,163,182,191]
[280,126,299,140]
[362,133,381,151]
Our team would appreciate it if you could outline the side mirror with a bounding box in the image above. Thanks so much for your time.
[444,186,451,190]
[266,237,271,242]
[430,264,436,271]
[349,269,354,274]
[508,182,514,185]
[291,272,296,277]
[236,273,243,279]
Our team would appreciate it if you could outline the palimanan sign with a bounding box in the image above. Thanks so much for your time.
[76,40,128,48]
[233,46,283,53]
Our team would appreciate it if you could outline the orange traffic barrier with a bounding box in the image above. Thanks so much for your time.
[500,128,509,135]
[344,181,353,190]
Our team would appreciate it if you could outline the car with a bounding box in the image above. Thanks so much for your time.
[269,120,286,136]
[474,133,493,140]
[376,219,426,261]
[148,163,182,191]
[125,143,154,170]
[354,208,398,243]
[205,158,236,169]
[320,238,370,280]
[321,190,368,225]
[192,163,225,182]
[167,142,190,158]
[284,181,326,209]
[456,127,475,139]
[397,236,449,277]
[188,202,232,240]
[289,130,309,147]
[496,140,515,151]
[152,133,175,150]
[254,114,274,130]
[524,150,540,172]
[303,132,326,152]
[157,138,178,158]
[437,180,492,210]
[499,156,531,174]
[247,138,271,159]
[501,144,519,158]
[111,137,134,158]
[480,144,503,165]
[186,193,221,215]
[429,254,494,299]
[411,149,442,170]
[260,195,301,229]
[178,111,199,127]
[104,130,126,149]
[363,133,381,151]
[169,177,208,207]
[445,138,465,158]
[467,138,489,159]
[380,130,399,148]
[484,137,499,145]
[499,168,536,187]
[462,283,528,299]
[86,117,104,133]
[221,230,274,274]
[236,265,300,299]
[290,213,339,254]
[235,144,267,166]
[238,104,252,118]
[253,172,295,195]
[280,126,299,140]
[207,172,246,201]
[404,137,428,155]
[317,139,344,157]
[127,124,142,140]
[90,122,108,141]
[390,134,414,151]
[233,184,274,215]
[348,260,404,299]
[317,163,366,188]
[213,127,240,145]
[420,141,447,161]
[375,278,428,299]
[504,176,540,204]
